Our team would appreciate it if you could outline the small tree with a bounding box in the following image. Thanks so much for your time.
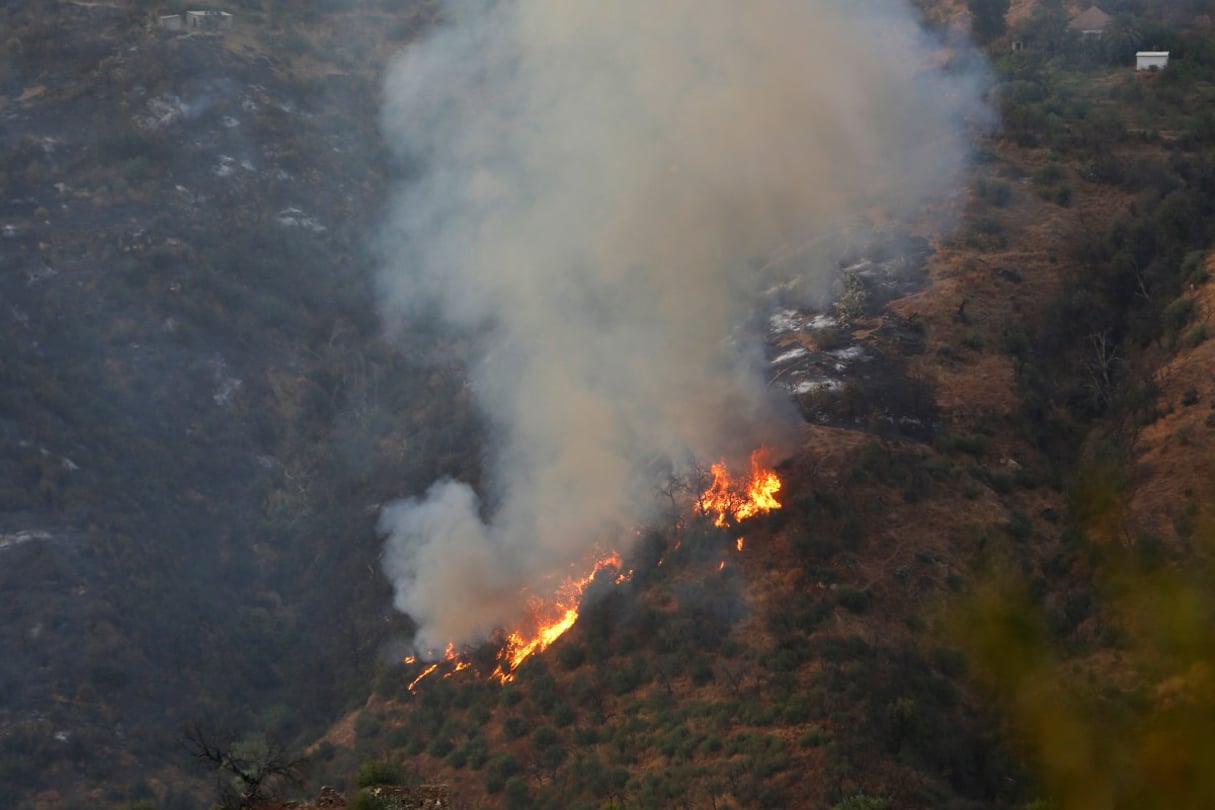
[967,0,1010,43]
[185,724,306,809]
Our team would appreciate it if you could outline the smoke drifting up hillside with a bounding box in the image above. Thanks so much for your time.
[377,0,990,653]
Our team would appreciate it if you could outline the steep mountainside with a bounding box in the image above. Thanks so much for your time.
[3,2,1215,810]
[1,2,458,806]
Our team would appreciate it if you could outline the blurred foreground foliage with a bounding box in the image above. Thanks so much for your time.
[955,460,1215,810]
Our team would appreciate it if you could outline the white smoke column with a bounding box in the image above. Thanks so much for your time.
[378,0,990,653]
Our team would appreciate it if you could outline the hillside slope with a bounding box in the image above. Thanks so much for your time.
[3,2,1215,810]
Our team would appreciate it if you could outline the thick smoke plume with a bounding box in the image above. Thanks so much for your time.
[378,0,989,653]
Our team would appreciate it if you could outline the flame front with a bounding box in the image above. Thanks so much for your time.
[403,552,625,689]
[407,663,440,692]
[489,552,623,682]
[404,451,778,692]
[699,449,782,527]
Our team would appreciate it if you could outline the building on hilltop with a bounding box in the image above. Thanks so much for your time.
[158,14,183,31]
[1136,51,1169,70]
[185,10,234,31]
[1068,6,1113,37]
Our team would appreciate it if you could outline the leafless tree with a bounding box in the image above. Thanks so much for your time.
[185,724,306,809]
[717,661,748,698]
[1085,330,1119,412]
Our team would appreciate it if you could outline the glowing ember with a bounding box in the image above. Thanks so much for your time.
[698,449,782,527]
[736,537,745,551]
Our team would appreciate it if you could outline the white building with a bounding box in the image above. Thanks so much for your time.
[185,10,234,31]
[1136,51,1170,70]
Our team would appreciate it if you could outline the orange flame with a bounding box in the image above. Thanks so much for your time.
[404,449,778,692]
[489,552,623,683]
[404,552,626,690]
[407,663,440,693]
[443,659,471,679]
[736,537,745,551]
[698,449,782,527]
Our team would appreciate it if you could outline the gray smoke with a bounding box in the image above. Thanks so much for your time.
[377,0,990,654]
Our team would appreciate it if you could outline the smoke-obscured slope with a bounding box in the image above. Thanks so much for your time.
[377,0,990,653]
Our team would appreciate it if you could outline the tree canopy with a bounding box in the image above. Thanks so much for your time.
[968,0,1011,42]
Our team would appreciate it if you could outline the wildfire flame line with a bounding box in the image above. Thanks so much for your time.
[489,552,623,682]
[698,449,782,527]
[406,663,439,693]
[403,450,781,691]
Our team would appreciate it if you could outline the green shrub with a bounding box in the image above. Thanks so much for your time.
[936,344,960,362]
[977,177,1012,206]
[485,753,519,793]
[352,712,381,740]
[355,759,402,788]
[995,266,1024,284]
[1033,162,1065,186]
[832,795,890,810]
[463,736,489,770]
[1181,250,1210,285]
[961,332,986,351]
[935,432,987,457]
[1182,323,1208,348]
[425,736,453,757]
[972,214,1004,236]
[503,776,531,810]
[552,701,576,727]
[836,586,871,614]
[444,746,467,769]
[502,715,529,739]
[530,725,559,751]
[1163,297,1197,337]
[798,726,830,748]
[1006,507,1033,540]
[348,789,392,810]
[689,655,714,686]
[556,643,586,671]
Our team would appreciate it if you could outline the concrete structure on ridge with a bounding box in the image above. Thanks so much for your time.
[185,10,234,30]
[1136,51,1170,70]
